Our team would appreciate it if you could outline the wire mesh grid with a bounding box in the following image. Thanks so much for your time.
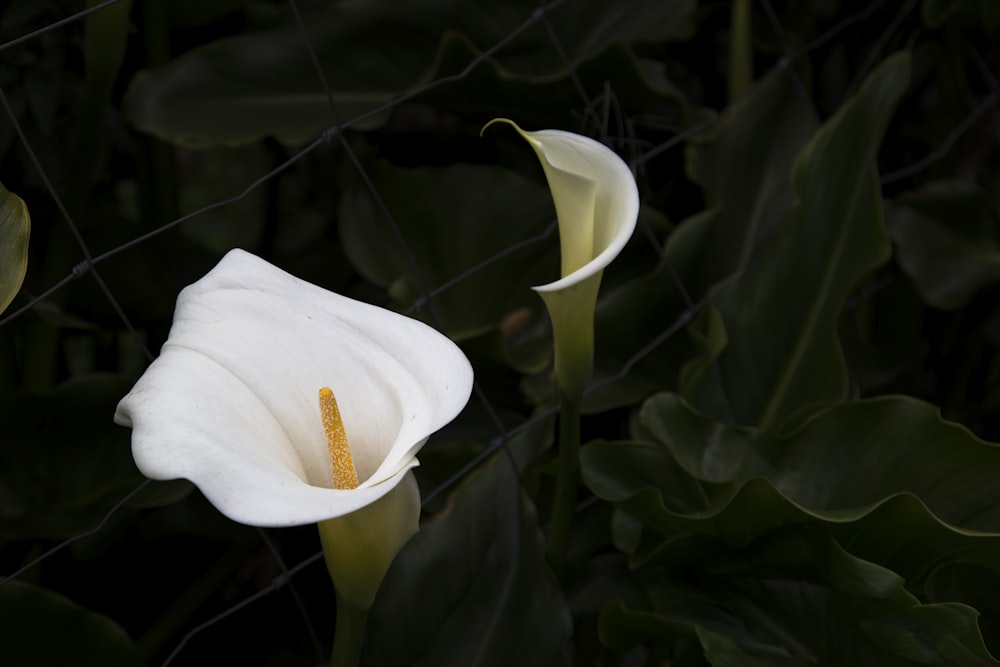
[0,0,998,664]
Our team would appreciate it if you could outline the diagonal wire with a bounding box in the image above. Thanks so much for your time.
[0,0,569,331]
[285,0,523,480]
[3,2,993,660]
[0,480,151,587]
[403,221,558,316]
[255,528,325,663]
[0,84,153,361]
[0,0,127,53]
[759,0,811,105]
[881,89,1000,186]
[841,0,919,101]
[159,551,325,667]
[533,1,601,133]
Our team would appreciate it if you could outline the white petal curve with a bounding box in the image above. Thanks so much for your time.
[115,249,473,527]
[485,121,639,293]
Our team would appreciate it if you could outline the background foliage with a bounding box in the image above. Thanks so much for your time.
[1,0,1000,665]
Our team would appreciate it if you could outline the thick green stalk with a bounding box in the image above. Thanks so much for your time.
[545,390,581,577]
[330,594,368,667]
[728,0,753,103]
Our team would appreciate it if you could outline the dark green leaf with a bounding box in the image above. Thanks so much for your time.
[366,453,571,666]
[339,160,557,340]
[582,392,1000,585]
[0,580,141,667]
[683,68,819,296]
[0,182,29,315]
[598,529,999,666]
[0,374,144,540]
[886,179,1000,309]
[682,52,911,431]
[123,0,696,146]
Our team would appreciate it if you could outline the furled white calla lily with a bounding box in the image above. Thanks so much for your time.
[485,119,639,397]
[115,249,473,607]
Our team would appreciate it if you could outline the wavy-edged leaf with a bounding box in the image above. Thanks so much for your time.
[0,182,29,315]
[598,530,999,666]
[582,392,1000,586]
[123,0,696,146]
[683,52,911,431]
[641,392,1000,531]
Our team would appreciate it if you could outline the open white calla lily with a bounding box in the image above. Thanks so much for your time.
[115,249,473,607]
[485,119,639,397]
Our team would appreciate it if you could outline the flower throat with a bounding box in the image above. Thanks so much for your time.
[319,387,359,489]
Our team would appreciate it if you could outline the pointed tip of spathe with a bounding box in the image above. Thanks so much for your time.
[480,117,513,137]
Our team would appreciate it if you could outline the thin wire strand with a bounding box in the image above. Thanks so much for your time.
[286,0,522,475]
[0,84,153,361]
[881,89,1000,186]
[0,480,151,587]
[0,2,989,662]
[0,0,127,53]
[256,528,325,663]
[159,551,325,667]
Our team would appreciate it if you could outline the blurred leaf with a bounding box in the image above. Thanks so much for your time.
[339,160,556,340]
[0,580,141,667]
[682,52,911,431]
[123,0,696,146]
[68,0,132,208]
[0,374,144,540]
[921,0,964,28]
[0,182,29,315]
[887,179,1000,309]
[598,530,999,666]
[168,0,245,28]
[83,0,131,86]
[366,453,571,666]
[920,0,1000,36]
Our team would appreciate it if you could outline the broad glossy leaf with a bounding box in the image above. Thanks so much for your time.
[642,392,1000,530]
[338,160,556,340]
[123,0,695,146]
[598,530,999,666]
[886,179,1000,309]
[0,182,29,315]
[366,452,571,666]
[582,392,1000,586]
[0,580,141,667]
[683,52,911,431]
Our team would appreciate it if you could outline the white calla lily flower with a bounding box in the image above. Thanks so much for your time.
[485,119,639,397]
[115,249,473,607]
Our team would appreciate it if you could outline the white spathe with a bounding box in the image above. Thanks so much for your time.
[486,120,639,397]
[114,249,474,528]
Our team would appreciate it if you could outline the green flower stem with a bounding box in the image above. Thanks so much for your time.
[330,594,368,667]
[728,0,753,103]
[545,390,582,577]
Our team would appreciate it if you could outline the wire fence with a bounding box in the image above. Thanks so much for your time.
[0,0,997,664]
